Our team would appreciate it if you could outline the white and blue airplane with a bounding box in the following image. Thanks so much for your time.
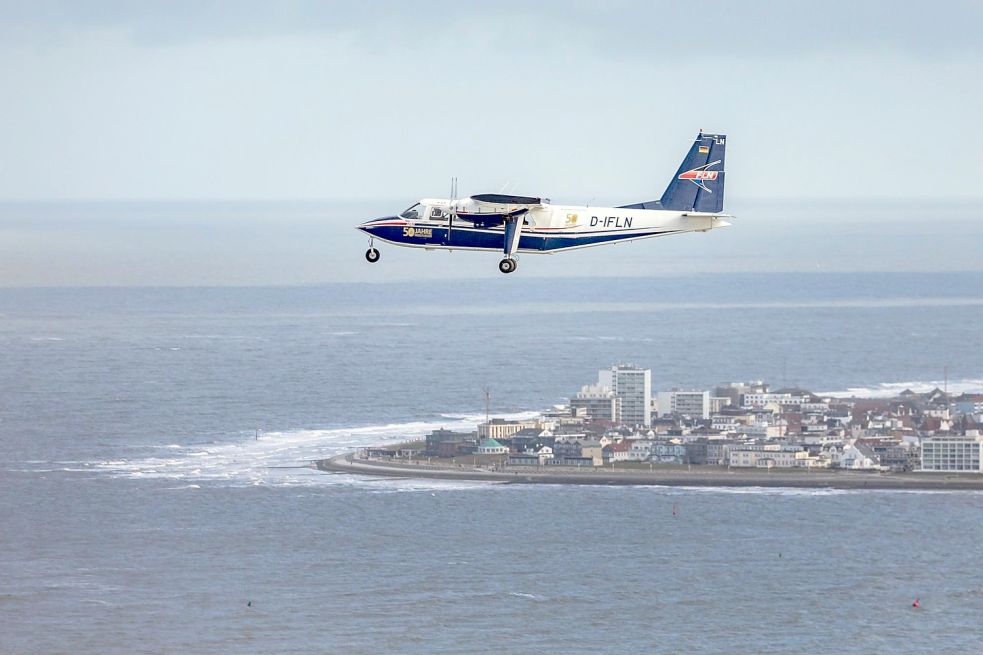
[357,132,731,274]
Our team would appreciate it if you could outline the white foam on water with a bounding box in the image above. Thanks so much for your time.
[509,592,544,601]
[655,485,983,497]
[85,413,531,488]
[819,378,983,398]
[661,485,854,497]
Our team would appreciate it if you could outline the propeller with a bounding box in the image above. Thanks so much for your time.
[446,177,458,242]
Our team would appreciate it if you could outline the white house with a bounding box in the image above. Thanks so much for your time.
[832,442,884,470]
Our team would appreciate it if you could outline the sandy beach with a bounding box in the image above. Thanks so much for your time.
[317,454,983,491]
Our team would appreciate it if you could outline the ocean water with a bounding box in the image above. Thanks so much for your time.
[2,272,983,653]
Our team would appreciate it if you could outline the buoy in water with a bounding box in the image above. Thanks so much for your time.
[912,598,920,608]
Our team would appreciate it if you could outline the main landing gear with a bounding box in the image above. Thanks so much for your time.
[498,257,517,274]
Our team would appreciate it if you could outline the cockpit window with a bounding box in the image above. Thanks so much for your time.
[400,203,422,220]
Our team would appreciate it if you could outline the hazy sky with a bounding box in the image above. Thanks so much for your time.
[2,1,982,203]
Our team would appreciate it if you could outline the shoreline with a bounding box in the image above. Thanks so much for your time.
[317,454,983,491]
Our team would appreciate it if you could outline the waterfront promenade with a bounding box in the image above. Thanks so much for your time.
[317,454,983,490]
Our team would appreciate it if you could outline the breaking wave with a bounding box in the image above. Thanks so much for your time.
[82,411,538,489]
[819,378,983,398]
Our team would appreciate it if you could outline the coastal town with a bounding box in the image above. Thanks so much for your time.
[358,364,983,475]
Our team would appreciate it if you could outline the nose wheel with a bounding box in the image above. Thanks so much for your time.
[365,247,380,263]
[498,257,517,274]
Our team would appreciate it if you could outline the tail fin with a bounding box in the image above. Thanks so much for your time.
[620,132,726,212]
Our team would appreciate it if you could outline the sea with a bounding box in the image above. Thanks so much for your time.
[2,202,983,653]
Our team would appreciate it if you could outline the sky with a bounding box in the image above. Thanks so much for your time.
[1,1,982,285]
[1,0,982,203]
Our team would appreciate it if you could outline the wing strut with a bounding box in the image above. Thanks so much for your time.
[503,216,523,257]
[499,216,523,274]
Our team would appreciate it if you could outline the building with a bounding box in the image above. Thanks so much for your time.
[920,435,983,472]
[954,394,983,417]
[657,389,710,419]
[741,392,793,409]
[706,440,737,466]
[835,442,884,470]
[651,442,687,464]
[553,439,606,466]
[599,364,651,427]
[570,384,621,423]
[436,441,467,458]
[478,419,539,440]
[607,439,634,462]
[728,444,805,468]
[509,429,555,455]
[709,396,732,413]
[550,456,595,467]
[714,381,769,407]
[533,445,554,464]
[425,428,475,455]
[476,438,509,455]
[740,422,783,440]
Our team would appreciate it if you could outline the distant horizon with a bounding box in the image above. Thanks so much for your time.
[0,269,981,290]
[4,197,983,205]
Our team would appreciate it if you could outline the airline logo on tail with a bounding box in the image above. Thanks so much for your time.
[678,160,721,193]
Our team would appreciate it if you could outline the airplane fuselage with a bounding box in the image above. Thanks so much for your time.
[358,200,729,255]
[356,131,730,273]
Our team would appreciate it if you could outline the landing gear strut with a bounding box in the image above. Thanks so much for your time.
[498,258,517,274]
[365,247,380,263]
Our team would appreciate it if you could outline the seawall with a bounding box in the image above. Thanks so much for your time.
[316,454,983,490]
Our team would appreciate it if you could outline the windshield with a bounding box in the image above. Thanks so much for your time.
[399,203,422,220]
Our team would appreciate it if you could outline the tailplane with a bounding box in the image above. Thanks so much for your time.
[621,132,726,213]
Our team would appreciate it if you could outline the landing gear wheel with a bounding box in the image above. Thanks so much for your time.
[365,248,380,263]
[498,258,517,274]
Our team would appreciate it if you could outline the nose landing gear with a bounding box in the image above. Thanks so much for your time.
[498,257,517,274]
[365,239,380,263]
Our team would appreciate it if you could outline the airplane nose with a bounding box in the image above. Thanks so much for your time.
[356,216,396,233]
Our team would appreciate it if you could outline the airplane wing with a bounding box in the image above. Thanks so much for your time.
[470,193,542,205]
[454,194,542,229]
[455,194,542,264]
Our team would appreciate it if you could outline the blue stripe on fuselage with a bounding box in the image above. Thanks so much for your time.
[359,223,677,252]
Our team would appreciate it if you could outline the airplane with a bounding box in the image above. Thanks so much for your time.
[357,131,731,274]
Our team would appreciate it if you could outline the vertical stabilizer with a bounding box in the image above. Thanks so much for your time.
[620,132,726,212]
[661,132,726,212]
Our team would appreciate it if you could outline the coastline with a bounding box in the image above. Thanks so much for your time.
[317,454,983,491]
